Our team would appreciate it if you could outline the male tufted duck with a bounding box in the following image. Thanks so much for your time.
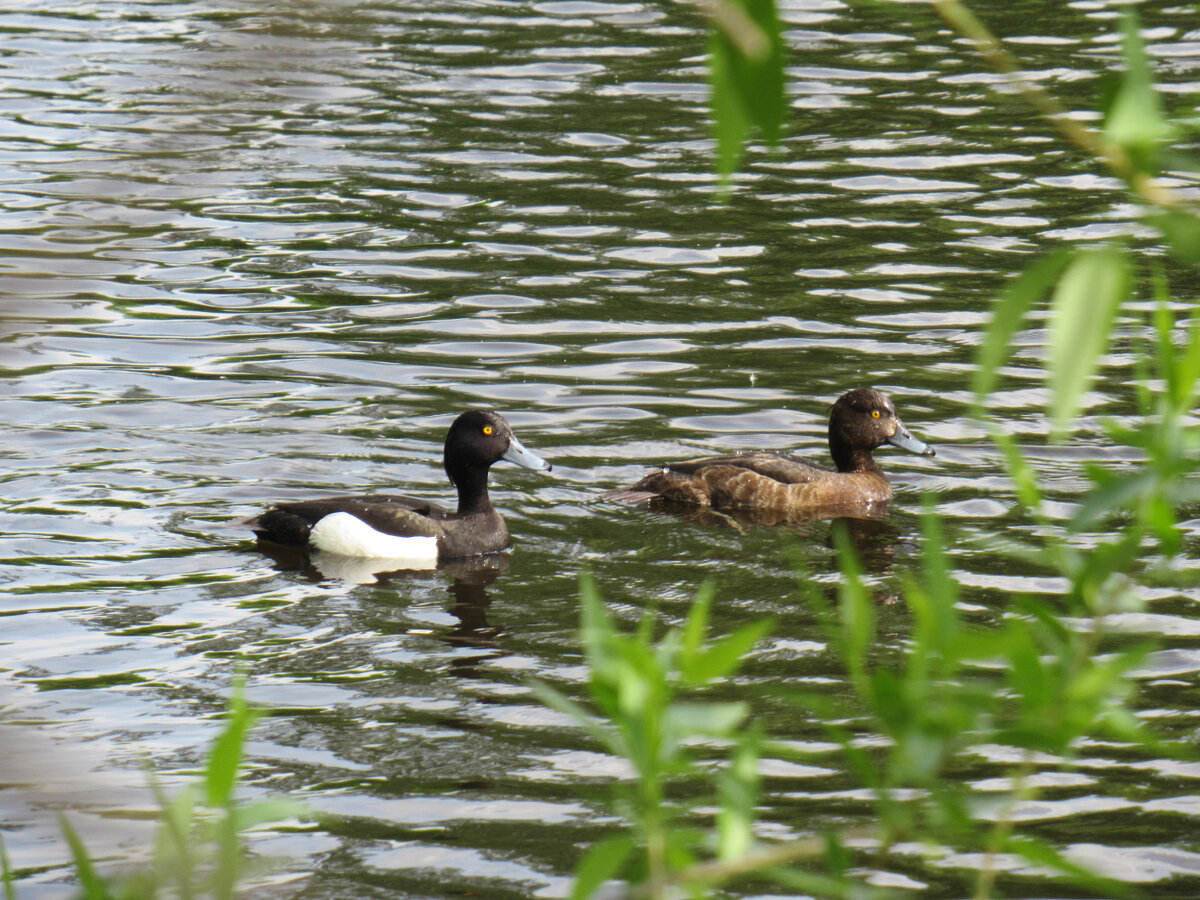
[244,410,551,564]
[611,388,934,512]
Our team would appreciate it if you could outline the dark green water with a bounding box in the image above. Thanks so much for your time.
[3,1,1200,897]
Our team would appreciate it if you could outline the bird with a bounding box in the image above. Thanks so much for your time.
[610,388,934,512]
[242,410,550,564]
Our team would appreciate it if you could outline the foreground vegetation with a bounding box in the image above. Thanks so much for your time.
[1,673,299,900]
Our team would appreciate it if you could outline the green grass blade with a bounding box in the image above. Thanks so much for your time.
[831,526,873,684]
[205,670,259,809]
[681,579,716,660]
[579,570,620,688]
[1,835,16,900]
[213,808,240,900]
[59,815,109,900]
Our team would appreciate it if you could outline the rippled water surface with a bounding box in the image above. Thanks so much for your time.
[3,1,1200,897]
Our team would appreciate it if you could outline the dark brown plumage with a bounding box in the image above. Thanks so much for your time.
[611,388,934,513]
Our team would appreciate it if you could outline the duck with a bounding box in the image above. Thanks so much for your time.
[243,410,551,564]
[610,388,934,512]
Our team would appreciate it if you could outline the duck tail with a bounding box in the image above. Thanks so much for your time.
[601,487,660,504]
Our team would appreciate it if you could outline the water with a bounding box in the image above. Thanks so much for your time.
[2,0,1199,896]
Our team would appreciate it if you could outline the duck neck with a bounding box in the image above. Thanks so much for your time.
[830,441,879,474]
[449,464,493,516]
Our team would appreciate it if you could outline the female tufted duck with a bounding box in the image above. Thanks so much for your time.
[244,410,551,564]
[612,388,933,512]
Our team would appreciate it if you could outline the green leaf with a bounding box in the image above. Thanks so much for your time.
[1159,292,1200,414]
[1070,468,1157,531]
[204,670,261,809]
[59,815,109,900]
[680,617,773,685]
[1145,210,1200,263]
[1100,704,1155,745]
[916,504,959,655]
[152,780,197,888]
[1006,628,1050,717]
[1104,9,1172,169]
[993,432,1043,511]
[1153,296,1177,405]
[570,835,635,900]
[1048,245,1131,435]
[866,668,907,733]
[213,805,241,900]
[973,249,1071,410]
[733,0,785,145]
[233,796,310,830]
[710,28,750,181]
[1067,647,1145,706]
[681,579,717,660]
[579,571,611,655]
[1147,492,1182,557]
[579,571,625,697]
[832,527,873,681]
[665,700,749,740]
[717,731,761,862]
[708,0,785,182]
[756,865,858,898]
[616,654,654,718]
[1006,834,1132,896]
[530,681,623,757]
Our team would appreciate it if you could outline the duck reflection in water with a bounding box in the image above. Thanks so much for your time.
[253,540,510,653]
[641,502,903,576]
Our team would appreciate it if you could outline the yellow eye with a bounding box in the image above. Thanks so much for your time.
[482,425,494,436]
[870,410,881,419]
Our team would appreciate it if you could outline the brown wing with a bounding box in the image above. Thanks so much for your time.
[246,494,450,546]
[696,466,891,509]
[664,451,834,486]
[614,453,890,511]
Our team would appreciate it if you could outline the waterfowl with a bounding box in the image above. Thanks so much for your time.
[612,388,933,512]
[244,410,551,564]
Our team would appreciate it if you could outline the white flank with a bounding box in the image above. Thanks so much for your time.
[308,512,439,563]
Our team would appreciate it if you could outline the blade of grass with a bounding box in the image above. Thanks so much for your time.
[1,835,15,900]
[59,815,109,900]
